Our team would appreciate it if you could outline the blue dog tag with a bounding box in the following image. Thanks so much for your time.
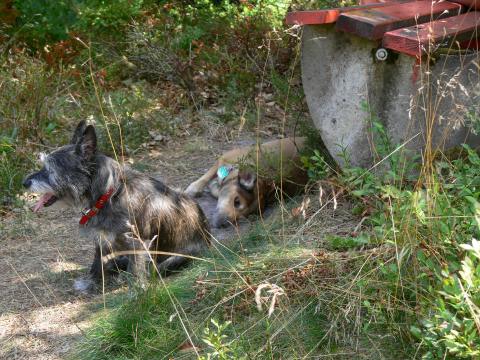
[217,165,232,180]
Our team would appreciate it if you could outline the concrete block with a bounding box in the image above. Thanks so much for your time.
[301,24,480,168]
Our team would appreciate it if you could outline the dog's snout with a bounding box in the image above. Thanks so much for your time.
[23,178,32,189]
[213,214,229,228]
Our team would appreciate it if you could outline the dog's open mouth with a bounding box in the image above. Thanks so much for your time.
[32,193,58,212]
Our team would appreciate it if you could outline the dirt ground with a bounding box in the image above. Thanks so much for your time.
[0,129,357,359]
[0,132,272,359]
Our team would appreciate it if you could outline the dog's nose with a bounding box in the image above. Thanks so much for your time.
[23,178,32,188]
[213,214,229,228]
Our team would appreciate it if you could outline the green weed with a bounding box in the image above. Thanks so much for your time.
[200,319,245,360]
[412,239,480,359]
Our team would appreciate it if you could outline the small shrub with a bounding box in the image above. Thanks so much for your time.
[75,0,144,34]
[200,319,245,360]
[126,23,195,90]
[12,0,144,50]
[13,0,76,49]
[301,149,332,181]
[124,0,294,112]
[413,239,480,359]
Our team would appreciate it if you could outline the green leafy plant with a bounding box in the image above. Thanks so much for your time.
[301,149,331,181]
[75,0,144,34]
[13,0,76,48]
[200,319,245,360]
[413,239,480,359]
[13,0,144,49]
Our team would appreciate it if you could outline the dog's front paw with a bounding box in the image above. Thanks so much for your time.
[73,277,95,294]
[185,183,203,197]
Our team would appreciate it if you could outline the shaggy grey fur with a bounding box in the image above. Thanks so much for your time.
[24,121,211,292]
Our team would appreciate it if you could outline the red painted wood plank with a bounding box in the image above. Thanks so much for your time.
[450,0,480,10]
[383,11,480,56]
[335,1,464,40]
[285,0,413,26]
[359,0,396,4]
[286,10,341,25]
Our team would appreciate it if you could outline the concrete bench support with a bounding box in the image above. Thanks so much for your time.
[301,25,480,167]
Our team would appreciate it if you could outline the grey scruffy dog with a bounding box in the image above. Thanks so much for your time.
[23,121,211,292]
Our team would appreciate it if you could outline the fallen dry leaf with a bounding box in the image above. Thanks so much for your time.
[178,340,199,352]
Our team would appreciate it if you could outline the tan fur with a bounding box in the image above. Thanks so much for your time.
[185,137,307,227]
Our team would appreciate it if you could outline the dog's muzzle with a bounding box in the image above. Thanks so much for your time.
[213,214,230,228]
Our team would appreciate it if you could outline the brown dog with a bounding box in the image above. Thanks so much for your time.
[185,137,307,227]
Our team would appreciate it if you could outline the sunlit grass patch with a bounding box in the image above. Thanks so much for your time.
[75,282,193,360]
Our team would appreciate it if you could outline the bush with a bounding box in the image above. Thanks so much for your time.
[75,0,144,34]
[12,0,144,49]
[125,0,293,110]
[336,134,480,357]
[413,239,480,359]
[13,0,76,48]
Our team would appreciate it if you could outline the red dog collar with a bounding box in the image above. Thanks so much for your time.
[79,188,115,225]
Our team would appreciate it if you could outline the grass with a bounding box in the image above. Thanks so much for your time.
[73,198,413,359]
[77,286,189,359]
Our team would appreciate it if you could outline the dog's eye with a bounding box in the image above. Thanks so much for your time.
[234,196,241,209]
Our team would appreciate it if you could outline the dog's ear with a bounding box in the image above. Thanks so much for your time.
[76,125,97,159]
[71,120,87,144]
[238,171,256,191]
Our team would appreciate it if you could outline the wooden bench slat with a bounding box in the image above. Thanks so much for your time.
[286,10,342,25]
[450,0,480,10]
[382,11,480,56]
[335,1,464,40]
[359,0,397,4]
[285,1,412,26]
